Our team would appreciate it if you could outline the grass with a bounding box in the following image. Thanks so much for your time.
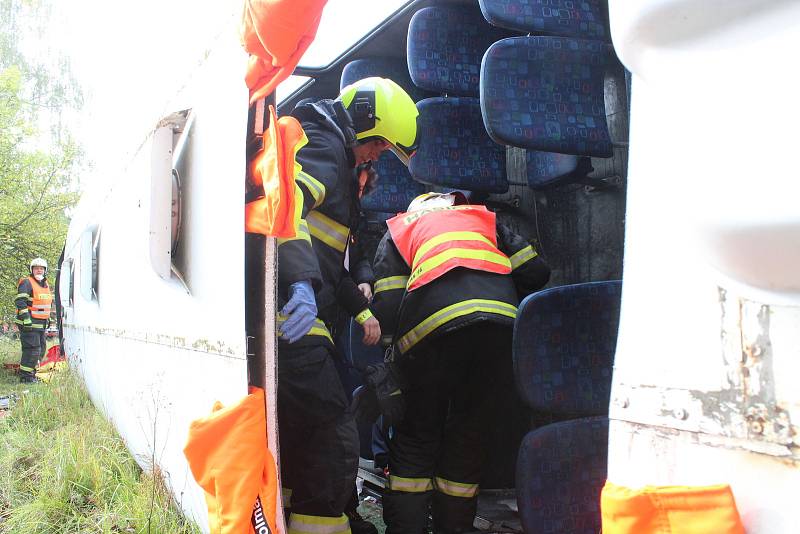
[0,336,200,534]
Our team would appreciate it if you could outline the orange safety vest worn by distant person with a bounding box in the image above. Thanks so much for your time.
[240,0,329,103]
[245,105,307,238]
[184,387,279,534]
[386,205,511,292]
[601,481,745,534]
[20,276,53,320]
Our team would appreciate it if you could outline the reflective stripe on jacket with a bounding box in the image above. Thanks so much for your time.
[17,276,53,321]
[387,206,511,292]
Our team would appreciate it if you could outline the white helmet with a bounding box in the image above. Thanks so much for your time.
[406,191,468,212]
[30,257,48,274]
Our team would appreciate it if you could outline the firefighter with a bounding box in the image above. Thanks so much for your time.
[276,77,418,534]
[14,258,54,383]
[369,192,551,533]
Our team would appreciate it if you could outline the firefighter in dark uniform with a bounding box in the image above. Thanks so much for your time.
[14,257,54,383]
[276,77,419,534]
[370,192,551,533]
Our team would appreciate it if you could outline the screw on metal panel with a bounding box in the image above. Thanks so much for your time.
[672,408,688,421]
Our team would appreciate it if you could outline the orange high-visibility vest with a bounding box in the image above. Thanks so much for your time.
[245,105,307,238]
[386,205,511,292]
[184,387,279,534]
[20,276,53,320]
[240,0,328,104]
[601,481,745,534]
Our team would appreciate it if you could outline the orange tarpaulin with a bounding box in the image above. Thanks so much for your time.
[184,387,279,534]
[601,481,745,534]
[245,105,307,237]
[240,0,329,104]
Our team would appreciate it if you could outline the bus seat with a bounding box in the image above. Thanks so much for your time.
[513,280,621,415]
[481,36,613,158]
[340,57,432,102]
[410,97,509,194]
[361,153,426,214]
[340,58,428,214]
[406,6,512,194]
[526,151,594,189]
[407,6,510,97]
[478,0,608,40]
[516,416,609,533]
[512,280,621,533]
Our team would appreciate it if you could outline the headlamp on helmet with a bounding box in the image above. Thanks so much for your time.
[339,77,419,167]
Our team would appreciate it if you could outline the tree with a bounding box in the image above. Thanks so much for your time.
[0,0,83,323]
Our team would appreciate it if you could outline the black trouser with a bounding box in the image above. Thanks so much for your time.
[278,341,359,525]
[19,327,46,376]
[383,323,513,534]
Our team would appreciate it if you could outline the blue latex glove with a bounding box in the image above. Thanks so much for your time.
[280,281,318,343]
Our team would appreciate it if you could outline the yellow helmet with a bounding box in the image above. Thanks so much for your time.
[338,77,419,166]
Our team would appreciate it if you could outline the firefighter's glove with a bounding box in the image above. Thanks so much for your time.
[360,363,406,429]
[280,281,318,344]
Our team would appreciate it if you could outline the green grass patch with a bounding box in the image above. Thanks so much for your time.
[0,336,201,533]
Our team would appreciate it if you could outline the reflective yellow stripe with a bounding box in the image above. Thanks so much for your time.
[434,476,479,498]
[307,211,349,253]
[29,323,45,329]
[388,475,433,493]
[15,293,30,300]
[509,245,538,270]
[17,308,30,316]
[398,299,517,353]
[407,248,511,288]
[277,314,333,344]
[20,365,36,373]
[296,171,326,209]
[412,231,494,267]
[278,219,311,246]
[374,276,408,294]
[355,308,373,325]
[288,513,350,534]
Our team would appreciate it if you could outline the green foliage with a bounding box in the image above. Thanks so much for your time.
[0,340,200,533]
[0,0,82,322]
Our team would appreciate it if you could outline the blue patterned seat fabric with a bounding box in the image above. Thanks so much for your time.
[407,6,511,96]
[479,0,608,39]
[361,152,426,214]
[513,280,621,415]
[516,416,608,534]
[340,58,428,213]
[340,57,432,103]
[526,151,588,188]
[410,97,509,194]
[481,36,613,157]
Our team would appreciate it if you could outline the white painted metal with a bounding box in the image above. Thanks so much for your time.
[61,28,250,532]
[608,1,800,531]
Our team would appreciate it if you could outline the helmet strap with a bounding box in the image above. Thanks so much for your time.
[331,100,357,148]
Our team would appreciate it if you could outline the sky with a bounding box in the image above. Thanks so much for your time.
[40,0,407,193]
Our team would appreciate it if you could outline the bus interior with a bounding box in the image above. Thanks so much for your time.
[249,0,630,530]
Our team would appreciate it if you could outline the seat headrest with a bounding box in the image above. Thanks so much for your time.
[478,0,608,40]
[407,5,510,96]
[513,280,622,414]
[410,97,509,194]
[481,36,613,157]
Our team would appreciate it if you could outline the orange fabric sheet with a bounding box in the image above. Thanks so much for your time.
[240,0,329,103]
[601,481,745,534]
[184,387,278,534]
[245,105,305,237]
